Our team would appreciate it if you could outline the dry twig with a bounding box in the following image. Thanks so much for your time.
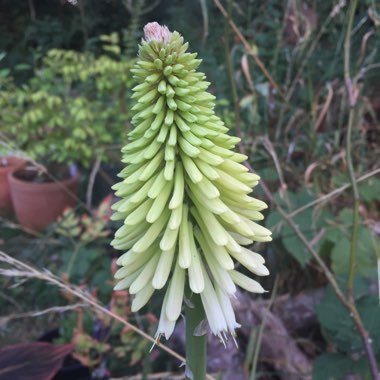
[0,251,216,380]
[0,303,88,325]
[213,0,282,96]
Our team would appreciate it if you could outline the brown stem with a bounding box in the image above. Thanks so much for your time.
[223,0,241,137]
[343,0,360,298]
[341,2,378,377]
[0,251,216,380]
[213,0,282,97]
[274,0,347,140]
[28,0,36,21]
[236,131,379,380]
[86,157,101,210]
[261,174,379,379]
[283,168,380,221]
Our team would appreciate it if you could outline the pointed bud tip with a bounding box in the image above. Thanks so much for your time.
[144,22,171,43]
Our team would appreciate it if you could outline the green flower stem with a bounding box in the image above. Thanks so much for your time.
[346,107,359,295]
[66,242,81,278]
[185,291,207,380]
[343,0,359,297]
[341,3,379,376]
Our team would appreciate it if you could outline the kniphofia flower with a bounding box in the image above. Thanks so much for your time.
[111,22,271,343]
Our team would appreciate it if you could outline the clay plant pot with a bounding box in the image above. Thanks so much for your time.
[9,168,79,231]
[0,157,26,216]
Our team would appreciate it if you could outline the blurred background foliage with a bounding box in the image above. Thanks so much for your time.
[0,0,379,379]
[0,42,132,167]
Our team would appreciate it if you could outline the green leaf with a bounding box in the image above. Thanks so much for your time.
[328,224,378,278]
[358,178,380,203]
[316,284,380,354]
[0,68,10,77]
[266,189,330,266]
[313,353,369,380]
[337,208,353,224]
[15,63,31,71]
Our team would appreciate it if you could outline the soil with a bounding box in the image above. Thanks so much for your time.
[13,165,72,183]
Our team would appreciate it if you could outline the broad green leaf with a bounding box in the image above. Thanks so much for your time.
[328,220,378,278]
[266,189,330,266]
[313,353,370,380]
[358,178,380,203]
[316,284,380,354]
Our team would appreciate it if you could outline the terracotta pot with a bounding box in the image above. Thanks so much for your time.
[9,169,79,231]
[0,157,26,216]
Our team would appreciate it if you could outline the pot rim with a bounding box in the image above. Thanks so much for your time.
[0,157,26,173]
[9,168,79,190]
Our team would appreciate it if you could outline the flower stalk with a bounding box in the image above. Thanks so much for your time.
[185,291,207,380]
[111,22,272,376]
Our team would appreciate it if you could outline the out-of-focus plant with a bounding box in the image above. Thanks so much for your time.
[55,195,113,284]
[55,195,159,374]
[0,33,133,168]
[56,195,112,244]
[55,285,158,377]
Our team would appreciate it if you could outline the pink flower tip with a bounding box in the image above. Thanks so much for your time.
[143,22,171,43]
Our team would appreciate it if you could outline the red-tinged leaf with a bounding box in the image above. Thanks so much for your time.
[96,194,113,220]
[0,342,74,380]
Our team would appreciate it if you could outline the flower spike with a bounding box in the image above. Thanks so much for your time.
[112,22,272,341]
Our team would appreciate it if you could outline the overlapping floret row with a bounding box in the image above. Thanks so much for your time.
[112,25,271,341]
